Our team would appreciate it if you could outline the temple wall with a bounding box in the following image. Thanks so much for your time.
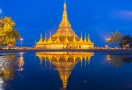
[81,44,94,49]
[36,43,94,49]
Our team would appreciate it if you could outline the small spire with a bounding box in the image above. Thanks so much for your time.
[87,33,91,42]
[80,31,83,42]
[65,36,69,43]
[84,32,87,42]
[73,30,76,42]
[55,32,60,43]
[48,30,52,42]
[39,33,43,42]
[44,32,46,42]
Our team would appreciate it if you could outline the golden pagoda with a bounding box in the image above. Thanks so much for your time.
[36,1,94,49]
[36,52,94,89]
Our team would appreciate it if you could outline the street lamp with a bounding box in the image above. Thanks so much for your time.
[20,38,23,47]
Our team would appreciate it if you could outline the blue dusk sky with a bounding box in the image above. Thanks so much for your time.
[0,0,132,46]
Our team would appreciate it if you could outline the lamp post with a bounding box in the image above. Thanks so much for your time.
[20,38,23,47]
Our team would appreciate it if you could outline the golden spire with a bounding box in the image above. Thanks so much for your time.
[87,34,91,42]
[55,32,60,43]
[48,30,52,42]
[80,31,83,42]
[63,0,68,21]
[50,0,79,40]
[56,0,75,36]
[65,36,69,43]
[84,32,87,42]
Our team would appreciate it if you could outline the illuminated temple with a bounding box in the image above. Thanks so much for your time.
[36,2,94,49]
[36,52,94,89]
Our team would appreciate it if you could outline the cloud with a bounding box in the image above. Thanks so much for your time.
[110,10,132,20]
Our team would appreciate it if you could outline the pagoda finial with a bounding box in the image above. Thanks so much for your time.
[64,0,67,10]
[61,0,68,22]
[87,33,91,42]
[84,32,87,42]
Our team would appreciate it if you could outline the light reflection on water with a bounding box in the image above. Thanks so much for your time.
[0,52,132,90]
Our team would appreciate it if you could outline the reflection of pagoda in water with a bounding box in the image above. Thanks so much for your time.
[36,1,94,49]
[36,52,94,89]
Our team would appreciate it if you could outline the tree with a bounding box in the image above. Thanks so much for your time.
[0,17,20,46]
[106,31,123,47]
[119,35,132,48]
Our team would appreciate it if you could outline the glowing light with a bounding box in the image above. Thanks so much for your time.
[106,38,111,42]
[0,9,1,13]
[20,38,23,41]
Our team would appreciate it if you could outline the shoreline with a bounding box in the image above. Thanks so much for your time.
[0,49,132,53]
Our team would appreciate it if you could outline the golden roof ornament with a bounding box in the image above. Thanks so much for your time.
[39,33,43,42]
[65,36,69,43]
[43,32,46,43]
[48,30,52,43]
[80,31,83,42]
[84,32,87,42]
[55,33,60,43]
[87,33,91,42]
[73,30,76,42]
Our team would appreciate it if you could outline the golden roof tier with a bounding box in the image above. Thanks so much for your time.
[36,52,94,89]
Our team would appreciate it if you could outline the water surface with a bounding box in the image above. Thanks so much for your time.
[0,52,132,90]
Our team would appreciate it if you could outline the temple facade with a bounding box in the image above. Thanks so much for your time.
[36,2,94,49]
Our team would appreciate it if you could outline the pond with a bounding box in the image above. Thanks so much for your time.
[0,52,132,90]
